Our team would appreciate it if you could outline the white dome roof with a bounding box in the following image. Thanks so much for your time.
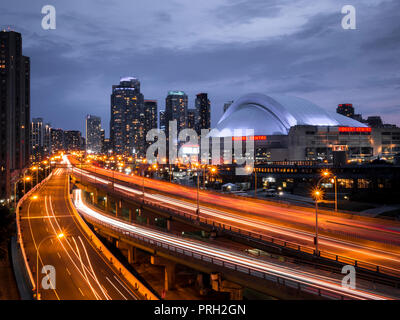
[210,93,366,137]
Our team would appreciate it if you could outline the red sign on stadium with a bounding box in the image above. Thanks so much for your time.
[338,127,371,133]
[232,135,267,141]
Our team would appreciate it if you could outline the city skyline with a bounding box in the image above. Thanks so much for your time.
[2,1,400,304]
[0,0,399,135]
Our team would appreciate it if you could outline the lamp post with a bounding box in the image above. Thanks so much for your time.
[24,176,31,195]
[35,232,65,300]
[209,167,217,188]
[13,180,18,208]
[246,166,257,197]
[195,163,200,217]
[312,170,337,255]
[202,165,206,189]
[313,189,322,255]
[319,170,338,212]
[142,165,145,205]
[31,166,38,186]
[334,176,338,212]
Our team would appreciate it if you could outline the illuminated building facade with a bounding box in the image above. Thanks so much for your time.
[85,114,102,154]
[143,100,158,151]
[195,92,211,134]
[165,91,188,133]
[209,94,398,163]
[187,109,196,130]
[0,30,30,200]
[51,128,65,153]
[30,118,49,162]
[65,130,83,151]
[110,77,145,157]
[159,111,166,131]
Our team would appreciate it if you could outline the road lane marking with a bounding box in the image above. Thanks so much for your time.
[26,197,61,300]
[66,268,71,276]
[78,236,110,300]
[78,287,84,296]
[113,275,137,299]
[45,195,102,300]
[106,277,127,300]
[61,175,139,300]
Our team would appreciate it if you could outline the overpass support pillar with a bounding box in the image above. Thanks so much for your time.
[210,272,243,300]
[167,217,171,232]
[128,208,136,222]
[128,246,137,264]
[93,189,99,204]
[116,200,122,217]
[105,195,111,213]
[151,256,176,291]
[116,242,137,264]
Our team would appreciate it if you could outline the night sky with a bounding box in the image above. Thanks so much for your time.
[1,0,400,136]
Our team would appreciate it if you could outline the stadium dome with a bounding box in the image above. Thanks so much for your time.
[209,93,366,137]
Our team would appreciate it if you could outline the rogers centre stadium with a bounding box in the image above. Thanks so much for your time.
[208,93,400,163]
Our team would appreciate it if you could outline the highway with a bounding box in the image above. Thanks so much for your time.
[72,187,399,300]
[67,156,400,273]
[19,168,141,300]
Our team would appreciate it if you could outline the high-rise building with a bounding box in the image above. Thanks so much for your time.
[51,129,65,153]
[110,77,144,157]
[187,109,197,130]
[144,100,158,133]
[159,111,166,131]
[85,114,102,153]
[165,91,188,133]
[195,93,211,134]
[144,100,158,151]
[43,122,52,156]
[102,138,112,154]
[30,118,44,162]
[30,118,52,162]
[100,129,105,152]
[337,104,355,118]
[0,30,30,200]
[65,130,82,151]
[165,91,188,160]
[223,100,234,113]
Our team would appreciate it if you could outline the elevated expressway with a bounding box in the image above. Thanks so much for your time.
[72,184,400,300]
[64,158,400,300]
[66,156,400,277]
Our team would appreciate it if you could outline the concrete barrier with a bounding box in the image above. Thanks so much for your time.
[15,172,54,293]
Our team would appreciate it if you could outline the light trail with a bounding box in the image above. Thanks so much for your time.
[73,189,394,300]
[71,166,400,269]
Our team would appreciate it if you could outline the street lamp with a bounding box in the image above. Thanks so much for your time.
[195,163,200,217]
[319,170,338,212]
[142,165,145,205]
[312,170,337,255]
[24,176,31,194]
[13,180,19,208]
[312,188,323,255]
[209,167,217,188]
[36,232,65,300]
[246,166,257,197]
[31,166,39,186]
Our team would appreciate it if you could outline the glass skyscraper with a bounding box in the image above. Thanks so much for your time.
[85,114,102,154]
[110,77,145,157]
